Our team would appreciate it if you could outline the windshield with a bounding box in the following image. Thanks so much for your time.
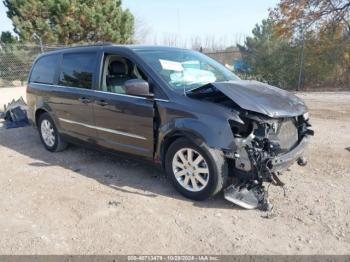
[134,48,240,92]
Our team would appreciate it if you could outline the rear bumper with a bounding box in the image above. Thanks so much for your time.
[269,135,310,172]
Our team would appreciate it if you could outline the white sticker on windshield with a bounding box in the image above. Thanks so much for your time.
[159,59,184,72]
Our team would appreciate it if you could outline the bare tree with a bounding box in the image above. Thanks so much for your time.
[190,36,202,51]
[133,16,152,44]
[270,0,350,35]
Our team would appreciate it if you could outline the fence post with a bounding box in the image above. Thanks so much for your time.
[297,25,305,91]
[31,33,44,53]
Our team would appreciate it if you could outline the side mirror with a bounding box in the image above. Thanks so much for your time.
[124,79,153,98]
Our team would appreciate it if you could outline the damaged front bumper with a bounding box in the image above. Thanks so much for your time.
[224,116,313,211]
[227,116,314,181]
[224,134,312,211]
[268,135,310,172]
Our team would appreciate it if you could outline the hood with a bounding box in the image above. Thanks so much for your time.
[188,80,307,118]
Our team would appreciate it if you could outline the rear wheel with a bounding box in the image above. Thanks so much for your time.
[38,113,67,152]
[165,138,228,200]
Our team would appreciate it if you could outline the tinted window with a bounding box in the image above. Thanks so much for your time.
[58,52,97,89]
[30,54,59,84]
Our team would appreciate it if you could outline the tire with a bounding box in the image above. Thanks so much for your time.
[165,138,228,201]
[38,112,67,152]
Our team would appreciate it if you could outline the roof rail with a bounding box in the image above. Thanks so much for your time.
[63,42,115,48]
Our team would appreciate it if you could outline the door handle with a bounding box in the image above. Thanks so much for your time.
[95,100,108,106]
[78,97,92,104]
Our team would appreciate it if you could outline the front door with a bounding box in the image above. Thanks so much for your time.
[92,53,154,158]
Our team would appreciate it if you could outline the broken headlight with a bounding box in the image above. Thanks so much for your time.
[229,119,253,138]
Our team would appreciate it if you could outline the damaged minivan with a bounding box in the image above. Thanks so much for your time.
[27,44,313,210]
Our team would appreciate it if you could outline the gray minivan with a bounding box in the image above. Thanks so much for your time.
[27,44,313,208]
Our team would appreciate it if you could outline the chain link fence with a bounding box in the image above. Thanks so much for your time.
[0,43,244,88]
[205,50,241,67]
[0,44,64,87]
[1,43,349,90]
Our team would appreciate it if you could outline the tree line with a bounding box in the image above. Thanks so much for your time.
[238,0,350,90]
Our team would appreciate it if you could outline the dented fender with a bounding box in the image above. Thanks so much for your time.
[154,97,243,162]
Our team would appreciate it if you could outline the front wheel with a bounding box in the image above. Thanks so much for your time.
[165,138,228,200]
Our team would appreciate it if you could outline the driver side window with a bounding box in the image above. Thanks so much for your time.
[101,54,147,94]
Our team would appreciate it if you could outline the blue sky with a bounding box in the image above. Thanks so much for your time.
[0,0,278,43]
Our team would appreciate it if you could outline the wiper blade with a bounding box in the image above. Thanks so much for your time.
[185,83,212,95]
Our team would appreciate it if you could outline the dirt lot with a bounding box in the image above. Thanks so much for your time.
[0,90,349,254]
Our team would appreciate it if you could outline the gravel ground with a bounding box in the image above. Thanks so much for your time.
[0,90,349,254]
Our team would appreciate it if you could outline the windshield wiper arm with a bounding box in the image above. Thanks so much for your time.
[185,83,212,95]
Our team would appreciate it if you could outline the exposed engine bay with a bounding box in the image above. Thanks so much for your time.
[225,112,313,210]
[188,82,314,211]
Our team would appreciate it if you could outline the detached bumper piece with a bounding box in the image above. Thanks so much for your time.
[225,134,312,211]
[224,183,272,211]
[1,97,29,129]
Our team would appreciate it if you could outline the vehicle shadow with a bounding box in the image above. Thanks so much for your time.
[0,126,240,210]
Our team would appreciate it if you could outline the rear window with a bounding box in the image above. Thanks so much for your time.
[30,54,59,84]
[58,52,97,89]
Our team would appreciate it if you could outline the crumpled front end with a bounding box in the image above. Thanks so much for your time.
[187,81,314,210]
[224,112,314,210]
[228,112,313,181]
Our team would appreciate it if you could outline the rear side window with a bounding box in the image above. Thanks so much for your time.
[58,52,97,89]
[30,54,59,84]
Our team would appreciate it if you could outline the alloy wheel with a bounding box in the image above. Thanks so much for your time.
[40,119,55,147]
[172,148,210,192]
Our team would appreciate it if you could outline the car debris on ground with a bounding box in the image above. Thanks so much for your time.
[1,97,29,129]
